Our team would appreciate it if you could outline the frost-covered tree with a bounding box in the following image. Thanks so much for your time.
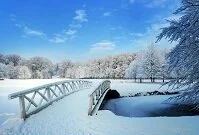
[142,44,163,82]
[85,53,135,79]
[109,54,135,79]
[8,65,18,79]
[158,49,169,82]
[0,53,6,64]
[28,57,53,79]
[16,66,31,79]
[101,57,112,78]
[58,60,73,78]
[0,63,8,78]
[157,0,199,109]
[125,47,167,82]
[125,54,142,81]
[5,54,22,66]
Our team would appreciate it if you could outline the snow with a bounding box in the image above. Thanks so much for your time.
[110,79,170,96]
[0,79,199,135]
[0,79,70,125]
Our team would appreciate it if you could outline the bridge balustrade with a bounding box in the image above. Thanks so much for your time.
[88,80,111,116]
[9,80,92,119]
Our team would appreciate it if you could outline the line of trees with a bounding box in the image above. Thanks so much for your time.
[0,54,54,79]
[125,44,181,82]
[0,45,178,80]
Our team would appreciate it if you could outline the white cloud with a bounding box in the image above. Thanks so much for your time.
[49,34,67,43]
[103,12,111,17]
[49,37,66,44]
[64,29,77,35]
[69,24,82,28]
[11,9,87,44]
[49,29,77,44]
[90,41,116,52]
[10,15,46,39]
[24,27,46,37]
[49,9,87,44]
[74,10,88,22]
[49,9,88,44]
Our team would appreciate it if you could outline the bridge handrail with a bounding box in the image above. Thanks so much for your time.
[9,80,92,119]
[88,80,111,116]
[9,80,86,99]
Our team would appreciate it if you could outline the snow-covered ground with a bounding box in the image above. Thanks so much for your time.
[0,79,69,125]
[110,79,171,96]
[0,79,199,135]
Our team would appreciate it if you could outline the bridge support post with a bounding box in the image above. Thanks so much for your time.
[19,96,26,120]
[47,87,51,103]
[88,97,94,115]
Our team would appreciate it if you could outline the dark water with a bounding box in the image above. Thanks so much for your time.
[147,104,199,117]
[103,96,199,118]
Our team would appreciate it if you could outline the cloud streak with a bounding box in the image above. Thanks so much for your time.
[90,41,116,52]
[11,10,88,44]
[24,27,46,37]
[74,10,88,22]
[50,9,88,44]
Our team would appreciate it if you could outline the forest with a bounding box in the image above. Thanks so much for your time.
[0,44,181,81]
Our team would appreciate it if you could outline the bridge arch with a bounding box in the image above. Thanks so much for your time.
[88,80,111,116]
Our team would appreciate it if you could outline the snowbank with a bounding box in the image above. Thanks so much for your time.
[0,79,199,135]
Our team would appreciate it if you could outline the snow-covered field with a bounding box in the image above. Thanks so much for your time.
[0,79,199,135]
[109,79,171,96]
[0,79,69,125]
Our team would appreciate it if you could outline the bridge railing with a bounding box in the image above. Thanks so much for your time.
[88,80,111,116]
[9,80,92,120]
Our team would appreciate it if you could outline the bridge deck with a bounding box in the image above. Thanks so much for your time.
[17,83,97,134]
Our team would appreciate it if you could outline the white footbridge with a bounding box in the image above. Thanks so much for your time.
[9,80,111,120]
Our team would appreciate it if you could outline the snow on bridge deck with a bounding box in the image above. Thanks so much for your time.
[1,80,199,135]
[18,86,95,134]
[1,81,100,134]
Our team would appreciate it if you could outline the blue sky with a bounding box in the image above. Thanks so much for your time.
[0,0,180,62]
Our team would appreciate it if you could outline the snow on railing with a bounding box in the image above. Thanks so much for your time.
[9,80,92,120]
[88,80,111,116]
